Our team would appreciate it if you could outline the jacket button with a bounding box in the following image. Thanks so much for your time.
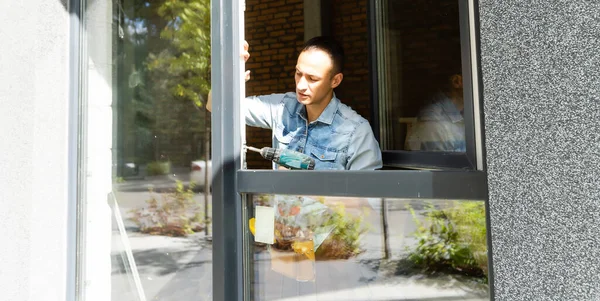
[321,155,324,159]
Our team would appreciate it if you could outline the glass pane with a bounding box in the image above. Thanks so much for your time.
[244,5,383,171]
[111,184,212,300]
[84,0,213,299]
[245,194,489,300]
[375,0,467,154]
[110,194,143,301]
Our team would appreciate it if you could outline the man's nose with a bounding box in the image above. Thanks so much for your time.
[297,77,307,90]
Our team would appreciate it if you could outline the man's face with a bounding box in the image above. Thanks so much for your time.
[449,74,464,103]
[295,49,342,107]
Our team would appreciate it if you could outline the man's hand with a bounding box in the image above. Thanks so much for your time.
[243,40,251,81]
[207,40,251,112]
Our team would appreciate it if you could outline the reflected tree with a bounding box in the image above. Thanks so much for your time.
[115,0,211,175]
[148,0,211,107]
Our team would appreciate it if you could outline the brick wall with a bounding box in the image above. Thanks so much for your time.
[378,0,462,150]
[388,0,462,117]
[330,0,371,122]
[245,0,304,169]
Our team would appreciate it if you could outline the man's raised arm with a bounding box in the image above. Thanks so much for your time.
[206,41,251,113]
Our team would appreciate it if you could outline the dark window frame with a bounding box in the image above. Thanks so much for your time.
[369,0,483,170]
[210,0,492,300]
[69,0,492,300]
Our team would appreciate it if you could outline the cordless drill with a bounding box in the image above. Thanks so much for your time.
[246,146,315,170]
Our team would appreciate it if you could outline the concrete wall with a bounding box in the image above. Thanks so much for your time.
[0,1,70,301]
[480,1,600,300]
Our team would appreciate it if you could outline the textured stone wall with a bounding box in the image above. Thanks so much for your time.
[479,1,600,300]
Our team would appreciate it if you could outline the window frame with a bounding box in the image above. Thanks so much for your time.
[210,0,246,299]
[69,0,84,300]
[369,0,484,171]
[68,0,493,300]
[210,0,492,300]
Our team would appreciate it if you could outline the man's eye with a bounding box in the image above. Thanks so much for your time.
[309,77,318,81]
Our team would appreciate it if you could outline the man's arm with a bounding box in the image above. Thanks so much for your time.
[205,70,250,113]
[243,94,286,129]
[207,90,285,130]
[415,120,465,151]
[206,40,251,113]
[346,122,383,170]
[410,101,464,151]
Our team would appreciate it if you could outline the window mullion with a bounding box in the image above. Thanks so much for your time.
[236,170,487,200]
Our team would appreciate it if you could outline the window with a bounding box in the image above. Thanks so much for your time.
[80,0,213,299]
[370,0,483,170]
[209,0,490,300]
[76,0,490,300]
[246,194,490,300]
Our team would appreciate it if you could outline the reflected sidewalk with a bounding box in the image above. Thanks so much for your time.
[111,209,488,301]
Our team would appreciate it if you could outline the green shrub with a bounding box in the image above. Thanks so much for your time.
[130,181,207,237]
[407,201,488,279]
[443,201,488,276]
[315,203,370,260]
[146,161,171,176]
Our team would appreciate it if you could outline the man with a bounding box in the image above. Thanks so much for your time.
[406,71,465,152]
[208,36,382,170]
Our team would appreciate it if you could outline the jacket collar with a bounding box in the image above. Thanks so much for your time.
[438,94,464,123]
[295,93,340,125]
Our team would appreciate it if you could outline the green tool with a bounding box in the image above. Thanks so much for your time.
[246,146,315,170]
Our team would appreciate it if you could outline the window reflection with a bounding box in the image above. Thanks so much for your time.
[248,194,489,300]
[114,0,211,179]
[108,0,212,300]
[406,72,466,152]
[375,0,466,153]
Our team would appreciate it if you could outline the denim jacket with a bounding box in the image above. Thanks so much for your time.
[244,92,382,170]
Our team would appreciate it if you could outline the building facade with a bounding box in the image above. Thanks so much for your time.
[1,0,599,300]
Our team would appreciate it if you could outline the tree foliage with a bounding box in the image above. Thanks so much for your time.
[115,0,212,169]
[147,0,211,107]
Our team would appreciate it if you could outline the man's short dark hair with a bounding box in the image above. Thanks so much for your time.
[301,36,345,76]
[437,61,463,92]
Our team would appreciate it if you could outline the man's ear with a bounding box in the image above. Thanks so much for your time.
[451,74,463,89]
[331,73,343,89]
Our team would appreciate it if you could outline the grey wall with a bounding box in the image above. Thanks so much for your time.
[480,1,600,300]
[0,1,70,301]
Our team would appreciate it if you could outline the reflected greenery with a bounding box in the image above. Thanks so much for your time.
[407,201,488,281]
[114,0,211,177]
[146,160,171,176]
[315,203,370,260]
[147,0,211,107]
[129,181,208,236]
[254,195,371,260]
[249,196,489,300]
